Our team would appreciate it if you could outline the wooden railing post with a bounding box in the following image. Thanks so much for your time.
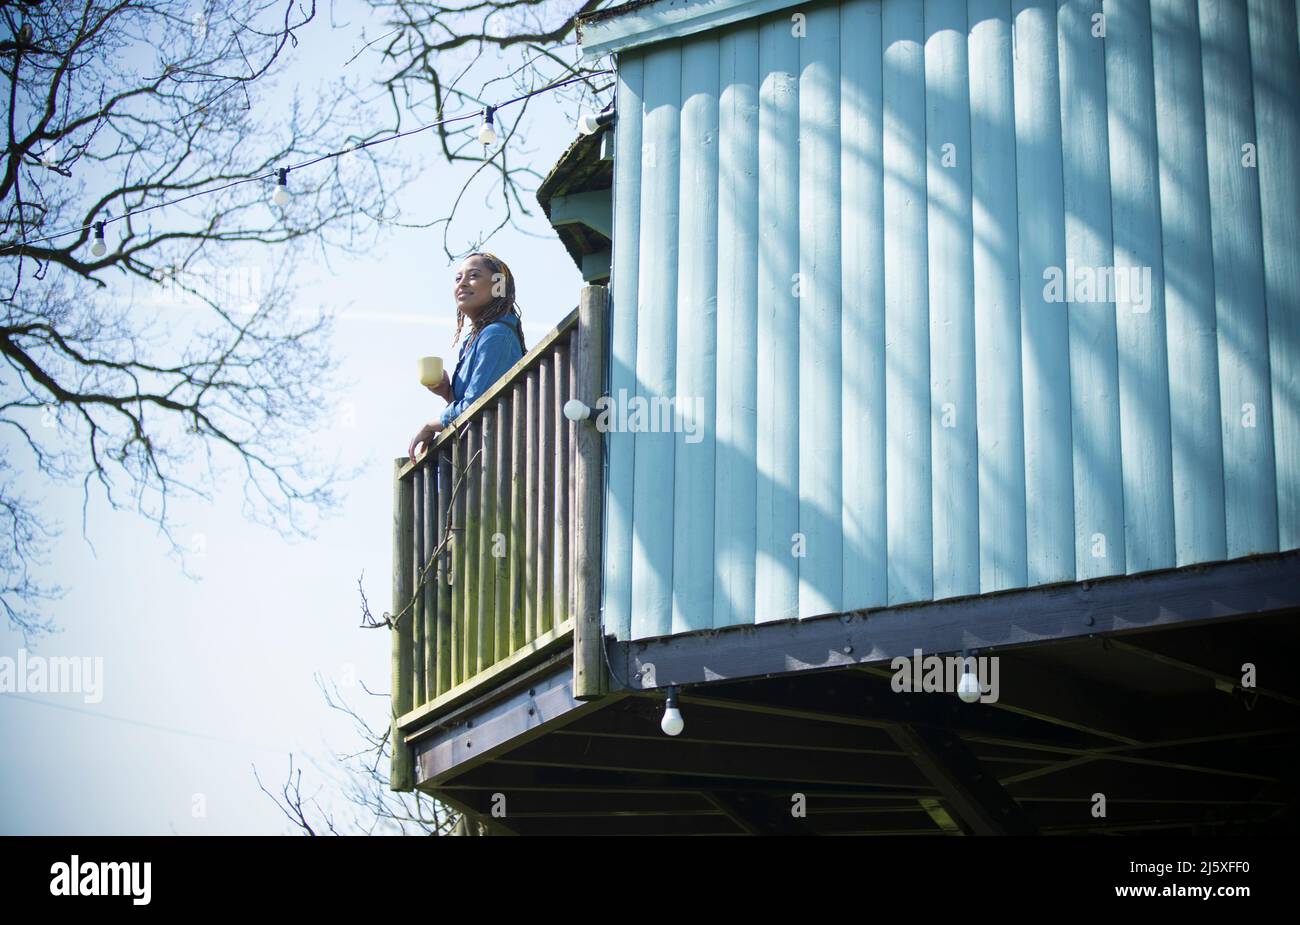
[573,285,609,700]
[390,457,415,791]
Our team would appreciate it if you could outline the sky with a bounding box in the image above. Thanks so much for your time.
[0,0,597,835]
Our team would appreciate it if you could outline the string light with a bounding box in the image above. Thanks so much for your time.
[0,69,613,258]
[477,105,497,150]
[272,167,290,206]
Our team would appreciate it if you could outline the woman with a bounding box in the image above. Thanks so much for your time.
[408,251,527,462]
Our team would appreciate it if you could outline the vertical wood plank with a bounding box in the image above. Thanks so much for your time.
[411,461,425,705]
[389,458,413,791]
[1151,0,1227,566]
[1013,0,1075,586]
[477,412,496,672]
[568,335,579,624]
[673,36,720,634]
[715,21,761,629]
[1200,0,1279,557]
[554,345,570,625]
[630,42,681,638]
[840,0,886,610]
[1059,0,1124,580]
[463,426,480,680]
[925,0,978,600]
[537,361,555,635]
[495,396,512,660]
[969,0,1027,594]
[510,382,526,650]
[1247,0,1300,552]
[450,436,464,687]
[422,462,436,704]
[1105,0,1176,572]
[797,1,843,618]
[524,370,538,641]
[755,14,800,622]
[883,0,932,604]
[605,53,645,643]
[436,450,452,695]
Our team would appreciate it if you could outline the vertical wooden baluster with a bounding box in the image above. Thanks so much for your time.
[464,422,480,681]
[450,436,464,688]
[412,465,425,707]
[537,360,554,635]
[568,331,579,623]
[555,344,570,625]
[510,382,526,651]
[390,459,414,791]
[422,461,436,705]
[436,449,453,695]
[478,410,496,672]
[495,396,512,661]
[524,370,538,642]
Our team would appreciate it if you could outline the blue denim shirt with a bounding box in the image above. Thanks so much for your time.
[440,314,525,427]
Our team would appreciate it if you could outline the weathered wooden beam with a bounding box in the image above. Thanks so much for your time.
[464,424,480,678]
[413,658,608,786]
[390,457,415,792]
[573,285,609,700]
[548,190,613,238]
[616,551,1300,690]
[885,722,1039,835]
[477,413,496,671]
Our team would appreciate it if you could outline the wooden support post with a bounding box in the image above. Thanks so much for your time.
[573,285,609,700]
[390,457,415,791]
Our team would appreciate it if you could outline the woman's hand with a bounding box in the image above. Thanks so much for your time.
[408,420,445,463]
[426,370,452,402]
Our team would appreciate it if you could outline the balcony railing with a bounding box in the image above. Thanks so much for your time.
[388,285,608,790]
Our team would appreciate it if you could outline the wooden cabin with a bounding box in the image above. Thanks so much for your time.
[388,0,1300,835]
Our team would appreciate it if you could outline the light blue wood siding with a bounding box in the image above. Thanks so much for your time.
[602,0,1300,641]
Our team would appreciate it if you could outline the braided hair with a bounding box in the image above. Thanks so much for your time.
[452,251,527,355]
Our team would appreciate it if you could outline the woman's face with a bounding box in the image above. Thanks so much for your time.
[454,256,497,320]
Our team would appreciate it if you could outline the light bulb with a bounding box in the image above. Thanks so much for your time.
[563,399,591,422]
[478,107,496,147]
[957,670,982,704]
[272,168,289,206]
[660,686,684,736]
[661,706,684,736]
[577,107,615,135]
[90,222,106,257]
